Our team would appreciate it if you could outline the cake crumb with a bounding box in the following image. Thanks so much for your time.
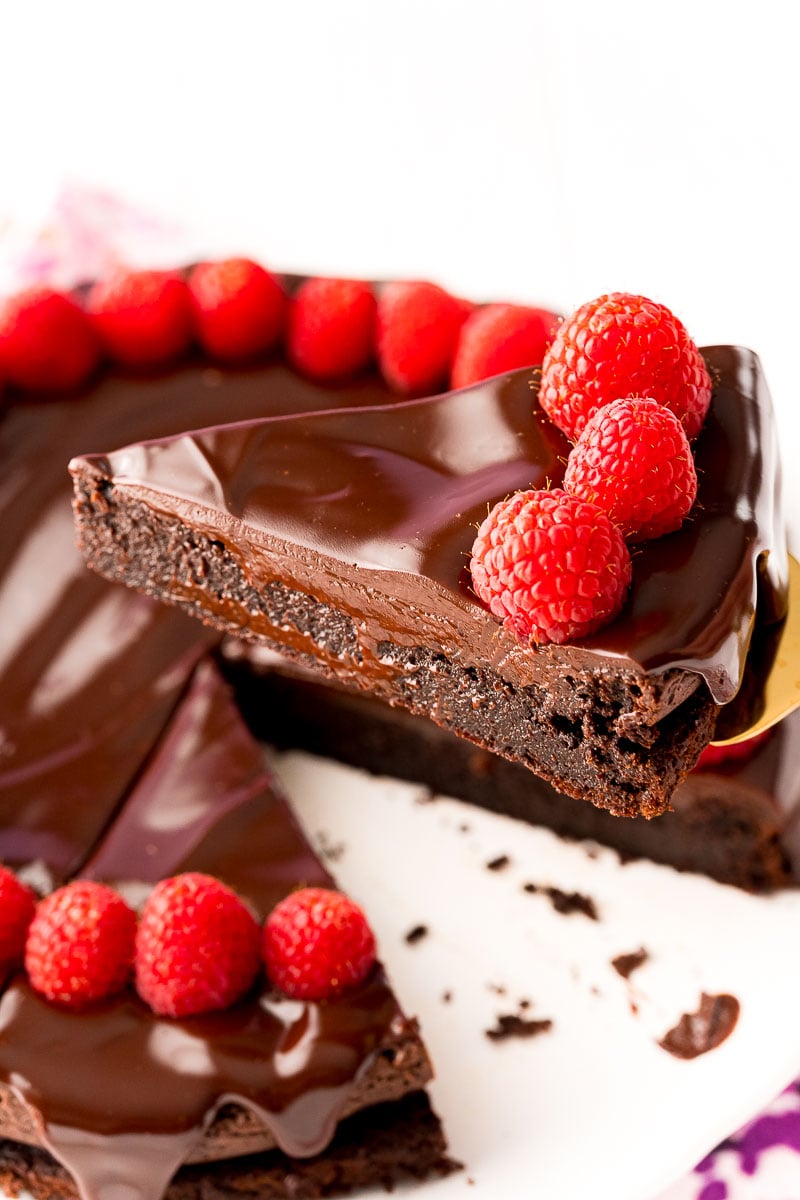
[442,990,453,1004]
[404,924,429,945]
[487,982,507,996]
[485,1013,553,1042]
[486,854,510,871]
[523,882,599,920]
[611,947,649,980]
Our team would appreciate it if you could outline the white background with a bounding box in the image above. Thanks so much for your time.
[1,0,798,540]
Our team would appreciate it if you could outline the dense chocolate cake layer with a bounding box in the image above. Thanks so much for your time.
[71,347,787,817]
[224,649,799,890]
[0,662,442,1200]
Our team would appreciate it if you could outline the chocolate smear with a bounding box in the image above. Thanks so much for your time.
[659,992,740,1058]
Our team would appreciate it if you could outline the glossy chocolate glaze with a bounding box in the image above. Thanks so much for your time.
[0,662,422,1200]
[0,354,435,1200]
[0,357,405,883]
[74,347,787,707]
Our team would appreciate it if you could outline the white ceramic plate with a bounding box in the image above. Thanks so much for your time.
[274,750,800,1200]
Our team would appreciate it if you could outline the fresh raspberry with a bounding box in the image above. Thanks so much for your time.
[563,396,697,541]
[0,286,100,392]
[377,280,473,395]
[539,293,712,441]
[87,269,193,368]
[0,866,36,968]
[470,488,632,645]
[263,887,377,1001]
[694,728,772,770]
[450,303,559,389]
[287,277,376,381]
[135,872,261,1017]
[188,258,287,362]
[25,881,136,1009]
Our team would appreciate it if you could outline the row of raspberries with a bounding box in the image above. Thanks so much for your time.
[470,293,711,646]
[0,866,376,1017]
[0,258,558,398]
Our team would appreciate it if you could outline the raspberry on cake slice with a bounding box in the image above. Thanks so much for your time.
[69,343,787,819]
[0,661,450,1200]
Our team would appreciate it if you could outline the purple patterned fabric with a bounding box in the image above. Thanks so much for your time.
[658,1083,800,1198]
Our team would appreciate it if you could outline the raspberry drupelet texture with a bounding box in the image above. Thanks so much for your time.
[135,872,261,1017]
[377,280,473,396]
[0,866,36,969]
[88,269,194,368]
[288,277,377,380]
[263,887,377,1002]
[539,292,712,441]
[450,302,558,389]
[25,881,136,1009]
[188,257,288,362]
[0,286,100,392]
[563,396,698,541]
[470,488,632,645]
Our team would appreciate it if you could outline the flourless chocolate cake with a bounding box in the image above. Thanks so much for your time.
[71,345,787,818]
[0,263,795,1200]
[0,660,450,1200]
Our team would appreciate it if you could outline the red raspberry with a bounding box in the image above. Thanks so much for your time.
[263,887,377,1001]
[377,280,473,395]
[450,303,559,389]
[539,293,712,441]
[470,488,632,645]
[188,258,287,362]
[87,269,193,368]
[0,286,99,392]
[694,728,772,770]
[135,872,261,1017]
[563,396,697,542]
[0,866,36,968]
[25,881,136,1009]
[287,277,376,381]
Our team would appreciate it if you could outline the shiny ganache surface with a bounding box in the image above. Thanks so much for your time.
[74,347,787,705]
[0,662,423,1200]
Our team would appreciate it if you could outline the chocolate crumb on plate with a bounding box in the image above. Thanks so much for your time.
[611,948,649,980]
[404,924,429,945]
[486,854,510,871]
[485,1014,554,1043]
[658,992,741,1059]
[523,883,599,920]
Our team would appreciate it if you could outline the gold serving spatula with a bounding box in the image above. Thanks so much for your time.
[712,553,800,745]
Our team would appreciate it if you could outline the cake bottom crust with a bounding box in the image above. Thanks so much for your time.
[0,1093,457,1200]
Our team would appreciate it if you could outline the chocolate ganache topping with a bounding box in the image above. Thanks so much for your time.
[73,347,787,707]
[1,343,443,1200]
[0,662,430,1200]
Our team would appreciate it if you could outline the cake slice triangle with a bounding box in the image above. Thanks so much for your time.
[71,347,788,818]
[0,660,451,1200]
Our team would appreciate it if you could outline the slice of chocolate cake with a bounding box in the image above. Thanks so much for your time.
[223,648,798,891]
[0,661,451,1200]
[71,346,787,818]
